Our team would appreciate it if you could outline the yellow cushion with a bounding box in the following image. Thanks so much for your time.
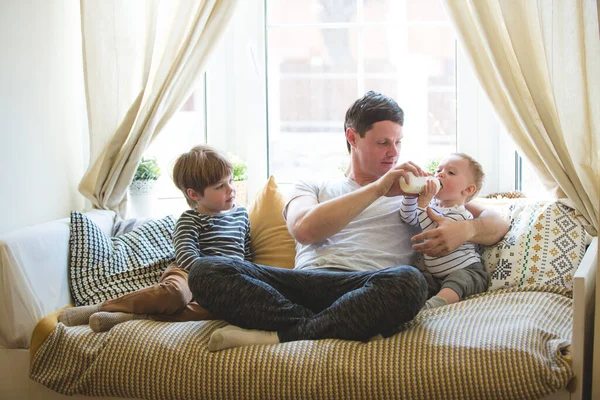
[249,176,296,269]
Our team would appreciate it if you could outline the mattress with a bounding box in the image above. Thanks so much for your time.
[30,286,573,400]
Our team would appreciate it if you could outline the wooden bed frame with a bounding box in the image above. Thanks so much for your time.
[570,236,598,399]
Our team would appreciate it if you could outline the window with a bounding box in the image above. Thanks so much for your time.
[145,0,551,216]
[264,0,550,198]
[144,80,206,217]
[520,157,552,200]
[266,0,458,183]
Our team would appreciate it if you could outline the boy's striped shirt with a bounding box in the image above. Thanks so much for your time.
[173,207,252,271]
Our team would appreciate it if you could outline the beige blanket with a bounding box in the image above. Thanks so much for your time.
[30,286,573,400]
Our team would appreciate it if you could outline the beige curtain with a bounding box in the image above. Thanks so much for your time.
[78,0,238,216]
[443,0,599,235]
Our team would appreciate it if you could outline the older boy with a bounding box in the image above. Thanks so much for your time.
[59,145,250,331]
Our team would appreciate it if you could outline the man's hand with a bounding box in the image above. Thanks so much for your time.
[417,180,436,208]
[411,207,474,257]
[375,162,427,197]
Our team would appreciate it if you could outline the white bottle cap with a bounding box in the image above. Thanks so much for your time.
[399,172,441,195]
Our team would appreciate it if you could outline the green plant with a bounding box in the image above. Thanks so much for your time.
[337,155,350,175]
[229,154,247,182]
[424,157,442,174]
[133,157,161,181]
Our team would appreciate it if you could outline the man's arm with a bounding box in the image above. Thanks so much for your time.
[465,201,510,244]
[285,184,383,245]
[286,163,421,245]
[410,202,509,257]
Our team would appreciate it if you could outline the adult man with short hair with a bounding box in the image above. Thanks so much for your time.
[188,91,509,351]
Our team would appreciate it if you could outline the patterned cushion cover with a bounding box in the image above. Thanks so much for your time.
[69,211,176,306]
[482,200,589,291]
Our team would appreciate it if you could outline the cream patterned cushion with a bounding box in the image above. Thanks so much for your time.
[482,200,588,291]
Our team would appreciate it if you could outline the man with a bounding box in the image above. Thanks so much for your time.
[188,91,509,351]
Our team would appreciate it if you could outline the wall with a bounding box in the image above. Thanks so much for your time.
[0,0,87,235]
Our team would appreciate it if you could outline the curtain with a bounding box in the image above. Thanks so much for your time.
[78,0,238,216]
[442,0,599,235]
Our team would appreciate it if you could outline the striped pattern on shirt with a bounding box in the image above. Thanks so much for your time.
[400,197,481,278]
[173,207,252,271]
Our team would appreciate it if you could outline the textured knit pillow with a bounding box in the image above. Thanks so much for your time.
[482,200,588,291]
[248,176,296,269]
[69,211,176,306]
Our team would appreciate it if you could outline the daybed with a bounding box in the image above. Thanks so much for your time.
[0,177,597,400]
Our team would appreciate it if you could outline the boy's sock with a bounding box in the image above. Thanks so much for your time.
[208,325,279,352]
[89,312,148,332]
[422,295,448,311]
[58,304,101,326]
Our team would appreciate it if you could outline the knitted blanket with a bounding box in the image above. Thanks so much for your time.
[30,286,573,400]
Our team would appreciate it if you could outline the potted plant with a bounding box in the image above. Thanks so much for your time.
[230,154,248,206]
[424,157,442,174]
[129,157,161,196]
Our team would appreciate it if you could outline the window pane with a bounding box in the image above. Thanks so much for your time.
[407,26,455,60]
[145,86,205,199]
[520,156,552,199]
[363,26,398,74]
[270,78,357,183]
[267,0,456,182]
[270,131,350,183]
[268,27,358,74]
[363,0,398,23]
[268,0,358,25]
[363,0,448,23]
[277,79,357,123]
[406,0,449,22]
[428,90,456,142]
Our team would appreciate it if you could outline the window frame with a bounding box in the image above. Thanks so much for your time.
[158,0,525,210]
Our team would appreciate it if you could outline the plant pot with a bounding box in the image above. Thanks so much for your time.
[128,180,158,218]
[129,180,157,196]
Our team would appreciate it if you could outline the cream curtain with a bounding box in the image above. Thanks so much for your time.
[78,0,238,216]
[443,0,600,235]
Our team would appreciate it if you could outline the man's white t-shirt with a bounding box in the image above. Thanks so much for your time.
[283,177,420,272]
